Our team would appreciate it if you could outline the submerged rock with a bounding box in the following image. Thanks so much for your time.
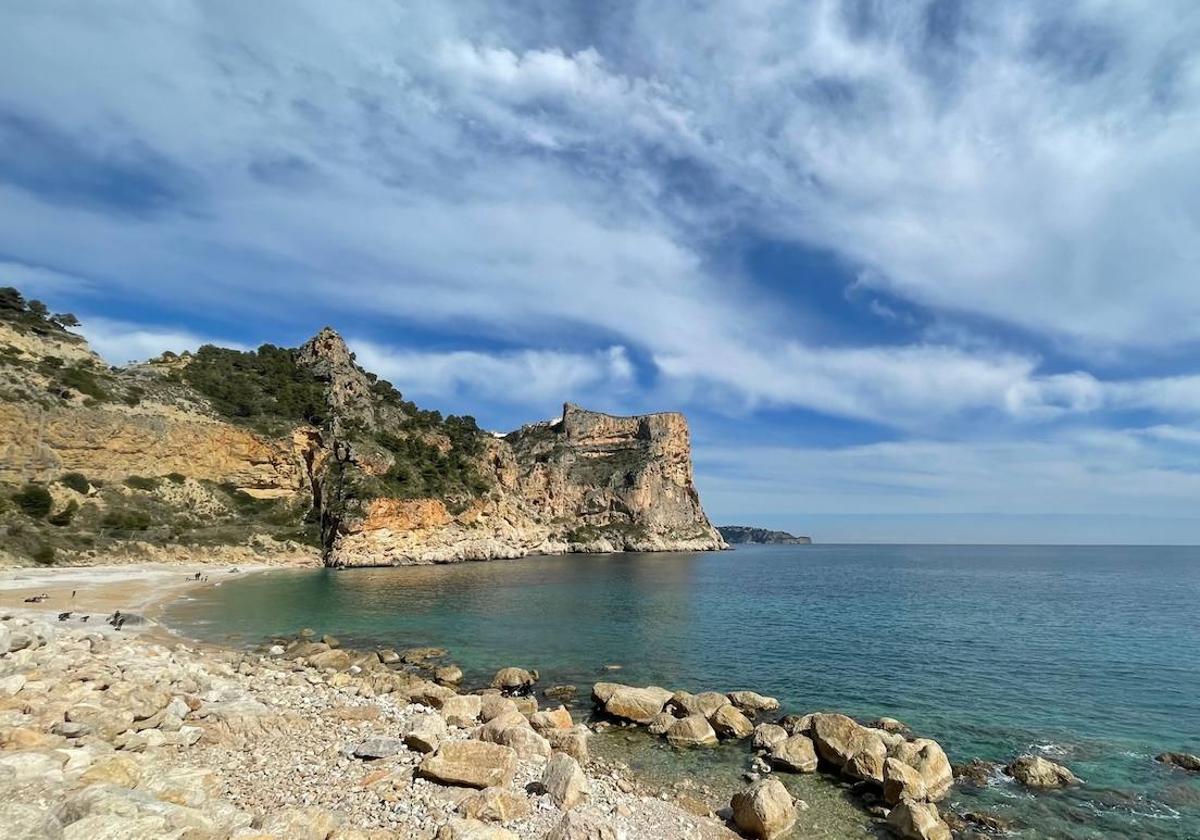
[730,778,797,839]
[1005,755,1080,789]
[1156,752,1200,773]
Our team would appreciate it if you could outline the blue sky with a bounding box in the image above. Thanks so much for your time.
[3,1,1200,543]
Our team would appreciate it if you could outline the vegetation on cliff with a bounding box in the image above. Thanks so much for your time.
[717,526,812,545]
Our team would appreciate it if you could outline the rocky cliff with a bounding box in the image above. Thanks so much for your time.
[0,288,723,566]
[717,526,812,545]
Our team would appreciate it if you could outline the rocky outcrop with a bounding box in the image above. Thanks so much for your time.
[331,401,725,566]
[716,526,811,545]
[1156,752,1200,773]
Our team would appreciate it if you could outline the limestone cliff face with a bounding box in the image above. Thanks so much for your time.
[0,312,723,566]
[328,403,725,565]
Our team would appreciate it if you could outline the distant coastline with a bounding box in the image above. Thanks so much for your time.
[717,525,812,545]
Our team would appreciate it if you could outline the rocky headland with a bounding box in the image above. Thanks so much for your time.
[0,286,724,569]
[716,528,812,546]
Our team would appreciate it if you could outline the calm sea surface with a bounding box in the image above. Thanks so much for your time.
[163,545,1200,838]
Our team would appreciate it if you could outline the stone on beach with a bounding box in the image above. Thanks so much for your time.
[437,817,519,839]
[665,714,719,748]
[543,811,619,840]
[529,706,573,734]
[353,736,405,760]
[1004,755,1080,789]
[541,752,589,809]
[418,741,518,789]
[545,725,590,763]
[401,712,448,753]
[886,799,952,840]
[494,724,551,759]
[458,786,532,822]
[769,734,819,773]
[479,694,520,722]
[730,777,797,839]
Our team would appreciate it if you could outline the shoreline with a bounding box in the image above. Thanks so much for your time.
[0,560,1127,840]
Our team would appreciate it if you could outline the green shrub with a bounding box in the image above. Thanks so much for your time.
[166,473,187,484]
[101,509,152,531]
[32,543,55,565]
[183,344,329,433]
[48,500,78,526]
[57,364,109,401]
[124,475,159,491]
[58,472,90,494]
[13,484,52,518]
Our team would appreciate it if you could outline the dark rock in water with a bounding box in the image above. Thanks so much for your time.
[954,759,999,787]
[1156,752,1200,773]
[963,811,1015,832]
[545,684,577,702]
[717,525,811,545]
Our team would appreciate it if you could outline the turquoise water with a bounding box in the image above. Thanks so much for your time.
[164,545,1200,838]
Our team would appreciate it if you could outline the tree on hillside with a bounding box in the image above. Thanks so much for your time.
[27,299,49,319]
[52,313,80,328]
[0,286,24,315]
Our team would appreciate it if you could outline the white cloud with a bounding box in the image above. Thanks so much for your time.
[350,341,634,407]
[77,316,245,366]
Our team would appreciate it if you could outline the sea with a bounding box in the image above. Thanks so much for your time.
[162,544,1200,838]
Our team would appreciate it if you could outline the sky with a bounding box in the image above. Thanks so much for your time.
[2,1,1199,543]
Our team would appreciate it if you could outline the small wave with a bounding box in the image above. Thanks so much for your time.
[1030,741,1070,756]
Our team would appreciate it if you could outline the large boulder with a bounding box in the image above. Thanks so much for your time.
[730,778,796,839]
[307,649,352,671]
[546,725,590,763]
[728,691,780,714]
[480,694,520,722]
[883,757,928,805]
[603,686,673,724]
[476,711,531,744]
[494,724,551,759]
[666,714,719,748]
[886,800,951,840]
[752,723,789,751]
[769,734,818,773]
[891,739,953,800]
[542,752,589,809]
[491,667,537,693]
[710,704,754,740]
[647,712,677,736]
[402,712,448,753]
[418,741,518,789]
[591,682,627,705]
[1004,755,1080,789]
[809,713,887,782]
[669,690,730,718]
[529,706,573,735]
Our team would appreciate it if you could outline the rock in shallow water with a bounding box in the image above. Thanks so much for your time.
[604,686,673,723]
[710,704,754,740]
[886,799,951,840]
[770,734,818,773]
[731,777,796,839]
[1004,755,1080,789]
[1156,752,1200,773]
[666,714,718,748]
